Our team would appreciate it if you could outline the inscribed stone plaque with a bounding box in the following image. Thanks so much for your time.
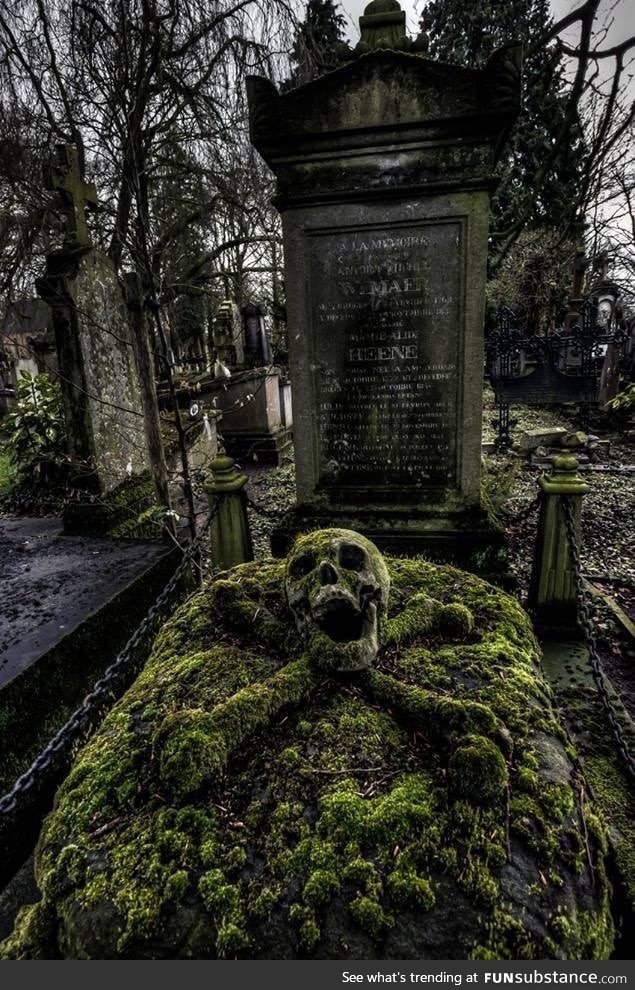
[310,221,462,495]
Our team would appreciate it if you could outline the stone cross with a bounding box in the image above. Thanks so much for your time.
[44,144,97,250]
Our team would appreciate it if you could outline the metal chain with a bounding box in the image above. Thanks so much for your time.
[561,496,635,781]
[0,500,219,815]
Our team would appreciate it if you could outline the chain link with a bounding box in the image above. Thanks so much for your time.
[561,496,635,781]
[0,500,219,816]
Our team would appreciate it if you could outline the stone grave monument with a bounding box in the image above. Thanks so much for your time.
[37,144,149,493]
[212,299,245,371]
[0,532,612,959]
[211,365,292,465]
[247,1,521,566]
[241,301,271,367]
[208,300,291,464]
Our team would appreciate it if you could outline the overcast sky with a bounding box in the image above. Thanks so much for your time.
[339,0,634,52]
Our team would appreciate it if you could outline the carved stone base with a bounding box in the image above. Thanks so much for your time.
[222,426,293,466]
[270,502,511,583]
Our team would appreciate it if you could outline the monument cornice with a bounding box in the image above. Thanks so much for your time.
[247,45,521,163]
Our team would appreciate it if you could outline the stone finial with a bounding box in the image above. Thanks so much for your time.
[44,144,98,251]
[544,453,589,494]
[358,0,407,51]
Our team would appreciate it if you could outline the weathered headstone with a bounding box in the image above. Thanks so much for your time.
[212,299,244,370]
[247,2,521,565]
[210,366,292,465]
[241,301,271,366]
[37,144,150,493]
[589,260,623,407]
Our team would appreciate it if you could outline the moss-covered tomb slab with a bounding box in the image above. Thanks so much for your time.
[1,542,614,960]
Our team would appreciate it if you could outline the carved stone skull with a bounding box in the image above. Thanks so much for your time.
[285,528,390,672]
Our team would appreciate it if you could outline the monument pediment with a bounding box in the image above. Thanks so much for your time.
[247,46,520,164]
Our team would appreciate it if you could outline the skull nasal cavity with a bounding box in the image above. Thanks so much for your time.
[319,560,338,586]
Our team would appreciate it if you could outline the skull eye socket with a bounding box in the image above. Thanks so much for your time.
[289,552,316,580]
[338,542,367,571]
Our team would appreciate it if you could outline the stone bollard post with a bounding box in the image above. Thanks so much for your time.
[528,454,589,634]
[205,454,254,572]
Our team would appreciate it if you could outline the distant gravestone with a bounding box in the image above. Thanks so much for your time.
[209,302,290,465]
[247,2,521,565]
[37,144,149,493]
[241,302,271,366]
[212,299,244,370]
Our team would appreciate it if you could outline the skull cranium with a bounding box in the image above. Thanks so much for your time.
[285,528,390,672]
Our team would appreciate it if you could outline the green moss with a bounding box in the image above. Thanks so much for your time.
[448,735,508,804]
[440,603,475,638]
[582,756,635,907]
[368,777,434,844]
[224,846,247,872]
[343,858,379,889]
[215,922,249,957]
[388,870,435,910]
[289,904,321,951]
[249,885,281,918]
[298,916,321,952]
[164,871,189,902]
[64,473,157,538]
[199,870,239,914]
[461,861,499,907]
[0,903,57,960]
[517,767,539,793]
[551,912,572,941]
[385,592,441,644]
[154,657,318,801]
[318,791,367,842]
[349,894,391,938]
[279,746,302,769]
[365,670,500,741]
[470,909,541,960]
[303,869,340,907]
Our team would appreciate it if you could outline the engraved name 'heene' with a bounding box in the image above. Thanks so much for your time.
[348,344,418,361]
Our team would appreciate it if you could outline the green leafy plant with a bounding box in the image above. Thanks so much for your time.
[1,372,68,483]
[605,383,634,415]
